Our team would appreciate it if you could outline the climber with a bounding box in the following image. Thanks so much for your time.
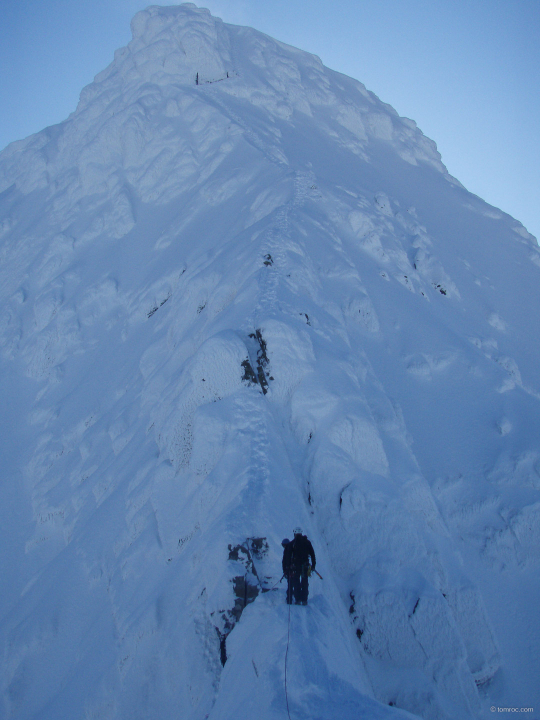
[282,527,316,605]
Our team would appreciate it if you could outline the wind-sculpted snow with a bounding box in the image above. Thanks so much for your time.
[1,4,539,720]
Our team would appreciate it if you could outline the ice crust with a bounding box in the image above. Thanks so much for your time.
[0,4,539,720]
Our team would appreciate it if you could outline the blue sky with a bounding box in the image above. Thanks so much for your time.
[2,0,539,241]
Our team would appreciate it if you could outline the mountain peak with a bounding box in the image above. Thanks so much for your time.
[81,4,231,105]
[4,2,450,202]
[1,6,539,720]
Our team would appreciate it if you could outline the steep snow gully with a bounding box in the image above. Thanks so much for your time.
[1,4,539,719]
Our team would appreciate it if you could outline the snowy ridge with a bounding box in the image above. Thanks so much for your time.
[1,5,539,720]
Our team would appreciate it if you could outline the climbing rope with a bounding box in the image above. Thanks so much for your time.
[284,601,292,720]
[269,574,284,591]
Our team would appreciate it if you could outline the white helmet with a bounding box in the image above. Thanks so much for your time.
[293,526,303,536]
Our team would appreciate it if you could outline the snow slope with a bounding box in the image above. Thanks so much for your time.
[1,5,539,719]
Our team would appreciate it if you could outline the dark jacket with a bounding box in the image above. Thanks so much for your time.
[282,534,316,574]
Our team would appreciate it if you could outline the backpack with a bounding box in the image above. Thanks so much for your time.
[286,535,313,572]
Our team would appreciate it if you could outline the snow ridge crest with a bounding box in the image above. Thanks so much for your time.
[83,4,231,102]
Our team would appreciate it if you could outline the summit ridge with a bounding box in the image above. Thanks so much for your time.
[0,5,539,720]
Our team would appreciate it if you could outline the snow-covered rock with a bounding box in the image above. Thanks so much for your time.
[1,5,539,720]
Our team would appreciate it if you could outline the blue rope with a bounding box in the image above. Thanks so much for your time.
[285,601,292,720]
